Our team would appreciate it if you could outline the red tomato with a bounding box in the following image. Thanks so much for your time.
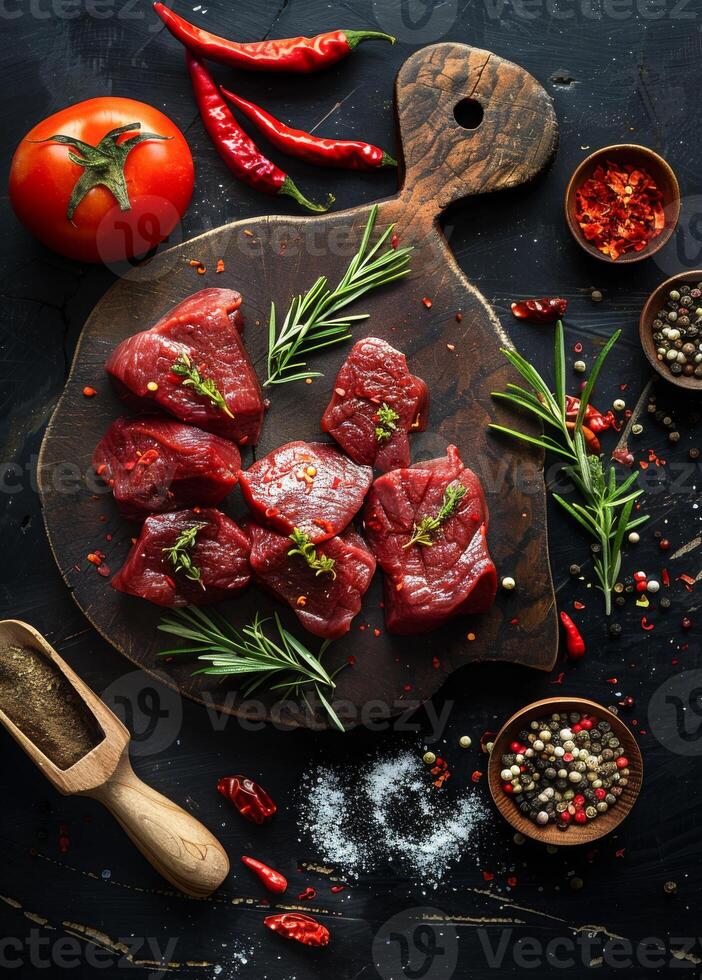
[9,97,194,264]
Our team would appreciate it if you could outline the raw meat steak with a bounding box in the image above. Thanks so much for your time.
[363,445,496,634]
[245,521,376,639]
[105,288,264,444]
[321,338,428,471]
[239,441,372,543]
[93,417,240,521]
[112,508,251,607]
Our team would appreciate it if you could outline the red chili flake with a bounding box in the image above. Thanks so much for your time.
[659,539,670,552]
[662,568,670,587]
[86,553,102,566]
[82,386,97,398]
[217,776,276,825]
[481,871,495,882]
[615,848,626,858]
[510,297,567,322]
[639,460,649,470]
[264,913,329,948]
[510,617,519,625]
[403,683,412,692]
[330,885,346,893]
[97,564,111,577]
[574,161,664,260]
[137,449,159,466]
[506,876,518,887]
[446,343,456,351]
[124,460,136,472]
[455,311,463,322]
[432,656,440,669]
[58,830,70,853]
[550,672,565,685]
[422,296,433,309]
[606,677,618,685]
[573,600,586,610]
[390,233,399,249]
[677,574,696,591]
[612,447,634,466]
[347,655,356,666]
[682,617,693,630]
[641,617,654,631]
[471,770,483,782]
[216,258,225,273]
[298,886,317,900]
[373,628,381,637]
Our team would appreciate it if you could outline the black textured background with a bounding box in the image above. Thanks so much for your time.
[2,1,702,977]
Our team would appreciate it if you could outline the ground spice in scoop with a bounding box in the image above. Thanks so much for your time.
[0,645,104,770]
[574,160,664,260]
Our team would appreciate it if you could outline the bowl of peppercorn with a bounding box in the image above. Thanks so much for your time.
[487,697,642,845]
[640,271,702,389]
[564,144,680,264]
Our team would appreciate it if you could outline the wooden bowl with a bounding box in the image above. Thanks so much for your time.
[640,270,702,390]
[564,144,680,264]
[487,697,643,846]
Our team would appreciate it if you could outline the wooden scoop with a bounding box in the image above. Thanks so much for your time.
[0,620,229,897]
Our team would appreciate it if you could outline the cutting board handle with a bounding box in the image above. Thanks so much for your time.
[393,44,557,218]
[88,750,229,897]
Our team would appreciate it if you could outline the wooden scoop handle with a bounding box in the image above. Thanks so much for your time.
[87,750,229,897]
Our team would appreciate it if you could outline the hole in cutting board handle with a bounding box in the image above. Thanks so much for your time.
[453,98,484,130]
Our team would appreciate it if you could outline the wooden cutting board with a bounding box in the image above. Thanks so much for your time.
[39,43,559,730]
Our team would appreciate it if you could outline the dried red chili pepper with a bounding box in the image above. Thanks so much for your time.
[574,161,664,260]
[220,89,396,171]
[560,610,586,659]
[264,913,330,947]
[217,775,276,824]
[186,52,328,212]
[564,395,616,434]
[510,297,567,323]
[155,4,394,72]
[241,855,287,894]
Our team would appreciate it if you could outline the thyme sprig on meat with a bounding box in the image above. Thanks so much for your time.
[404,482,467,549]
[157,609,345,731]
[375,402,399,442]
[171,352,234,417]
[288,528,337,579]
[489,320,647,615]
[265,205,413,386]
[162,522,207,588]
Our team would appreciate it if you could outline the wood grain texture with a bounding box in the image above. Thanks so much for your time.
[38,44,559,729]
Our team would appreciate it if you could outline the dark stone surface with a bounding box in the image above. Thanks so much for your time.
[1,1,701,977]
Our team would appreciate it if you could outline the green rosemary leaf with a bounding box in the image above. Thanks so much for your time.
[171,352,233,418]
[404,481,467,549]
[162,522,207,588]
[287,528,337,578]
[375,402,400,442]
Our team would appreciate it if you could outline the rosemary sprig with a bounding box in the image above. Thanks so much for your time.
[265,205,413,386]
[489,320,648,615]
[171,352,234,418]
[375,402,399,442]
[162,522,207,589]
[288,528,337,579]
[404,482,467,548]
[157,608,345,731]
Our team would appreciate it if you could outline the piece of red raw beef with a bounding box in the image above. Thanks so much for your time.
[363,445,496,634]
[321,337,428,472]
[245,521,376,639]
[112,508,250,607]
[93,417,241,521]
[239,441,372,543]
[105,288,264,444]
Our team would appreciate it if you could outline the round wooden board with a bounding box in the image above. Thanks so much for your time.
[38,43,560,729]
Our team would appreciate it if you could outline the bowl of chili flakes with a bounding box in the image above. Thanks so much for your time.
[565,144,679,264]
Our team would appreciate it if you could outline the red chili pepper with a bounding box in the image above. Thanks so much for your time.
[565,420,601,454]
[510,297,567,323]
[217,775,276,824]
[264,913,330,947]
[564,395,616,434]
[241,855,287,894]
[560,610,586,659]
[186,52,328,212]
[220,88,395,171]
[155,4,394,72]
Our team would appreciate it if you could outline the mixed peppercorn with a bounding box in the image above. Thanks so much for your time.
[650,283,702,378]
[499,712,630,831]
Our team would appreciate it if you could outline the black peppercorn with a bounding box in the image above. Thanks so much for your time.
[609,623,622,638]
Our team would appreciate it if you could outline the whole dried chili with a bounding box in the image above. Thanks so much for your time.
[155,4,394,72]
[574,160,664,260]
[565,395,616,434]
[264,913,330,948]
[221,89,396,171]
[187,53,328,212]
[560,610,586,659]
[241,855,288,894]
[510,297,567,323]
[217,775,277,824]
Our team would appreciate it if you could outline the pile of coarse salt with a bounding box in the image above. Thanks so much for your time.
[299,748,488,885]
